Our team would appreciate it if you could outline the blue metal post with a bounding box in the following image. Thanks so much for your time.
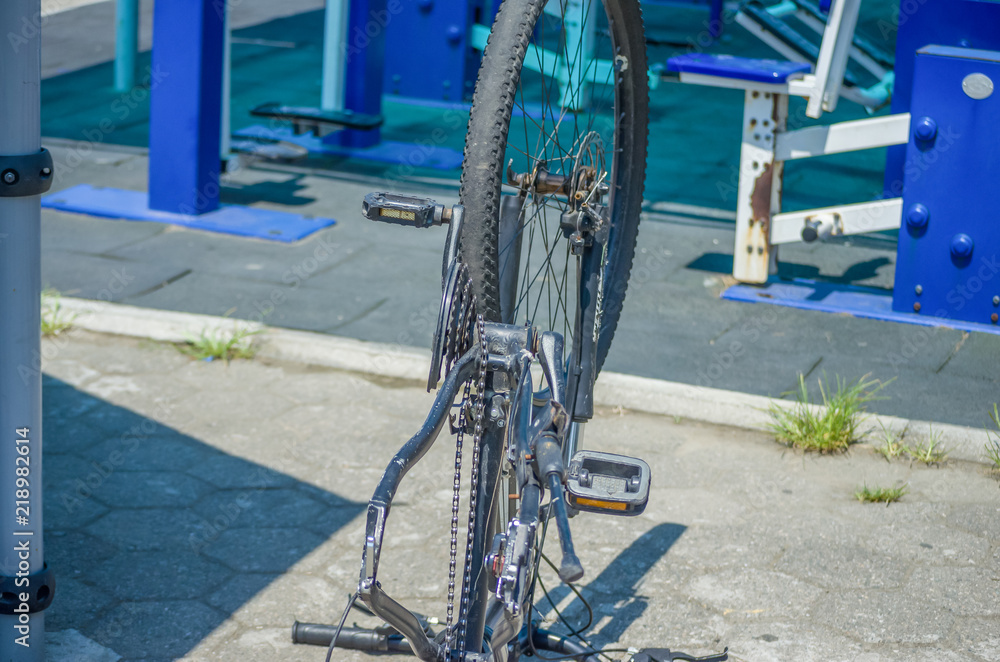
[148,0,225,215]
[326,0,386,149]
[892,45,1000,326]
[709,0,723,38]
[882,0,1000,197]
[382,0,477,102]
[114,0,139,91]
[0,0,47,659]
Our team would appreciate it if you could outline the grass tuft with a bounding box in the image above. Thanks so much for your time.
[768,373,889,453]
[855,483,908,505]
[874,421,906,460]
[905,425,948,465]
[40,288,76,336]
[179,325,263,363]
[985,404,1000,472]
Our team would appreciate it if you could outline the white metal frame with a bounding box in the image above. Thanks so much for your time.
[669,0,911,282]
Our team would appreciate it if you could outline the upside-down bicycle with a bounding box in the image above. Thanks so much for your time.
[293,1,727,660]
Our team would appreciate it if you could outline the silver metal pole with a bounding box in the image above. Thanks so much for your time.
[0,0,47,659]
[221,4,232,163]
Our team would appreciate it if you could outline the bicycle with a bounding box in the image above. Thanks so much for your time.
[292,1,728,660]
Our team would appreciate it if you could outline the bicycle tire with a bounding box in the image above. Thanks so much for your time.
[459,0,648,376]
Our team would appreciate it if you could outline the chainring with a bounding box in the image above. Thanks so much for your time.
[428,259,477,391]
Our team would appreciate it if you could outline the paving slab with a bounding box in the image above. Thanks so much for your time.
[38,329,1000,662]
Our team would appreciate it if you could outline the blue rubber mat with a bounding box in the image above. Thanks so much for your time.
[723,279,1000,336]
[235,125,465,170]
[42,184,335,242]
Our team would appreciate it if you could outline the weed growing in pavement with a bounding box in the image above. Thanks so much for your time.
[41,288,76,336]
[905,425,948,465]
[874,421,906,460]
[767,373,889,453]
[985,404,1000,472]
[875,422,948,466]
[855,483,908,505]
[179,325,263,363]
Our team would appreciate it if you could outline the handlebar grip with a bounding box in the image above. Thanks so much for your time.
[547,472,584,583]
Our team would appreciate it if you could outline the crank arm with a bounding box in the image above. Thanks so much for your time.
[359,346,480,662]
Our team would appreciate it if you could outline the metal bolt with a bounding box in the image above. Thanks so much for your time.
[906,203,929,230]
[950,233,974,260]
[914,116,938,141]
[993,295,999,306]
[2,170,16,184]
[993,313,999,324]
[915,285,923,295]
[913,302,921,313]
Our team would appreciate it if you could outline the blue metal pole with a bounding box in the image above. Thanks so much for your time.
[0,0,47,659]
[114,0,139,91]
[327,0,385,149]
[148,0,225,215]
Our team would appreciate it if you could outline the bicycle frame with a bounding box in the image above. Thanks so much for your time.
[358,322,571,661]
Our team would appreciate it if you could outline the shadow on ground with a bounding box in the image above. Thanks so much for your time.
[42,375,364,660]
[537,522,686,644]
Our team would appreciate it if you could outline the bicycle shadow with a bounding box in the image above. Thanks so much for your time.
[40,375,365,659]
[536,522,686,644]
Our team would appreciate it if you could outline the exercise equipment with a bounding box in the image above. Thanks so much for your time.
[236,0,467,168]
[665,0,1000,332]
[45,0,338,240]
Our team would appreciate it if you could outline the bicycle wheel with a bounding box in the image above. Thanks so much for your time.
[460,0,648,376]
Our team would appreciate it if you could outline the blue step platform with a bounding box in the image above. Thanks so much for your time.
[723,278,1000,336]
[666,53,812,84]
[42,184,335,243]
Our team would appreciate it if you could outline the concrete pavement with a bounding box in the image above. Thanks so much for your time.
[41,327,1000,661]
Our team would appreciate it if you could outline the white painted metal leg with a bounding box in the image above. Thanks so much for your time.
[733,90,786,283]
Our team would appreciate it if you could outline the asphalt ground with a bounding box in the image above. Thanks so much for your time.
[40,141,1000,429]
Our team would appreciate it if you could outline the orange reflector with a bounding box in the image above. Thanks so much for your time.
[573,496,627,511]
[379,208,416,221]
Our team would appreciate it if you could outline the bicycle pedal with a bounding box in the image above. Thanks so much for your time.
[565,451,650,516]
[362,191,448,228]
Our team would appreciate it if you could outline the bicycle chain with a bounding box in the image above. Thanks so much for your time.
[456,315,488,660]
[442,275,488,662]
